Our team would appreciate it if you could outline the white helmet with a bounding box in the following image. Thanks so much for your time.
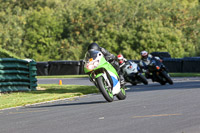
[141,51,148,61]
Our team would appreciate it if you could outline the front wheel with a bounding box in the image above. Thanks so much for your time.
[161,71,173,85]
[138,74,148,85]
[116,87,126,100]
[96,76,114,102]
[159,81,166,85]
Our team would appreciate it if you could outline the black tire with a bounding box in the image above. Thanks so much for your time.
[161,71,173,85]
[96,76,114,102]
[131,82,137,86]
[160,81,166,85]
[138,74,148,85]
[116,88,126,100]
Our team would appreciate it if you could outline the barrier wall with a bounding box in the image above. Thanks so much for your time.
[182,58,200,73]
[151,52,171,59]
[0,58,37,92]
[36,62,49,76]
[162,58,183,72]
[79,60,85,75]
[48,61,81,75]
[36,58,200,76]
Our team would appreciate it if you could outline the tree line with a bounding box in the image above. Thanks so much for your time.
[0,0,199,61]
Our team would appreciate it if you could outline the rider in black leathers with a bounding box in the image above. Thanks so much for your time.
[87,43,125,86]
[139,50,160,79]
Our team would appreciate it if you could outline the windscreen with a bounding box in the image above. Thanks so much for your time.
[84,50,99,61]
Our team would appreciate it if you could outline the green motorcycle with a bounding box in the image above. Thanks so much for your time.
[84,50,126,102]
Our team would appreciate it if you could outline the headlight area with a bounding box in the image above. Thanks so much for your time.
[86,60,100,70]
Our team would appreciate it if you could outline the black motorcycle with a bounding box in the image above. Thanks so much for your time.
[121,61,148,85]
[147,57,173,85]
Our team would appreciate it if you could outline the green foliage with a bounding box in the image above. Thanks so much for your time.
[24,7,64,61]
[0,5,26,57]
[0,48,20,58]
[0,0,199,61]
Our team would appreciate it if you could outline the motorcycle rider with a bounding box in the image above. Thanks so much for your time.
[117,54,130,79]
[117,54,127,68]
[139,50,160,79]
[87,43,125,86]
[117,54,138,80]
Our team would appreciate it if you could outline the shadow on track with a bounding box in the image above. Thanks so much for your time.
[126,81,200,93]
[27,100,107,109]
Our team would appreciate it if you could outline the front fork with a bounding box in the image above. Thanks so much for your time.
[89,71,112,90]
[88,72,98,87]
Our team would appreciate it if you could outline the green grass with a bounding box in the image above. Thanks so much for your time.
[0,84,98,110]
[170,73,200,77]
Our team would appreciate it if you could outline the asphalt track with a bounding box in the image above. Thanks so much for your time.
[0,77,200,133]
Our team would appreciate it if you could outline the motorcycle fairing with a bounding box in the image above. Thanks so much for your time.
[84,50,120,95]
[107,70,120,95]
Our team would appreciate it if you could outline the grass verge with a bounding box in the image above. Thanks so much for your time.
[0,84,98,110]
[170,73,200,77]
[37,75,88,79]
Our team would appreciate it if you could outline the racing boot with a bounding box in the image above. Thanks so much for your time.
[119,74,126,87]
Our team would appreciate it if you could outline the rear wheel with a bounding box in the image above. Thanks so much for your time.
[96,76,114,102]
[116,87,126,100]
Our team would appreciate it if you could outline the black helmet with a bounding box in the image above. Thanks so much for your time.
[88,43,100,51]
